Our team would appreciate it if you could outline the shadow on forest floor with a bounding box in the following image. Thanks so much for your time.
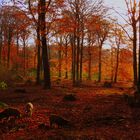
[0,81,140,140]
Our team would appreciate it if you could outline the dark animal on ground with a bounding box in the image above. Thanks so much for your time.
[103,82,112,88]
[49,114,72,128]
[38,123,50,130]
[0,108,21,121]
[63,93,76,101]
[14,88,26,93]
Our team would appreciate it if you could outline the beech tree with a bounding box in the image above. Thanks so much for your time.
[13,0,65,88]
[96,19,110,82]
[113,26,126,83]
[0,8,3,65]
[1,6,16,68]
[138,1,140,88]
[20,29,30,76]
[67,0,106,86]
[0,5,29,69]
[39,0,51,89]
[27,0,42,84]
[39,0,65,88]
[122,0,139,85]
[85,15,97,80]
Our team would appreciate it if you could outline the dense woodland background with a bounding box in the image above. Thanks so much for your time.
[0,0,139,89]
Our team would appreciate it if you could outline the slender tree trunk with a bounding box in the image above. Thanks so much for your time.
[23,38,26,76]
[65,41,68,79]
[75,3,80,86]
[138,2,140,91]
[73,36,76,85]
[26,49,29,70]
[88,52,92,80]
[0,27,2,65]
[36,1,41,85]
[110,47,114,82]
[71,36,74,80]
[114,46,120,83]
[7,28,12,68]
[3,33,7,66]
[40,0,51,89]
[71,34,76,85]
[47,41,51,60]
[132,23,137,85]
[34,51,37,68]
[80,29,84,82]
[36,25,41,84]
[88,37,91,80]
[58,37,62,78]
[98,45,102,82]
[16,33,19,70]
[76,33,80,84]
[16,33,19,56]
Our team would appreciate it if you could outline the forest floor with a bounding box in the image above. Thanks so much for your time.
[0,80,140,140]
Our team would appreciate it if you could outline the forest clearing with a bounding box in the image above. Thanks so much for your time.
[0,0,140,139]
[0,81,140,139]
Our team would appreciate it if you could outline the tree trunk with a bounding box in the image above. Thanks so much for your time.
[26,50,29,70]
[76,33,80,84]
[110,47,114,82]
[132,23,137,85]
[58,37,62,78]
[80,28,84,82]
[3,32,7,66]
[16,33,19,70]
[71,34,76,85]
[0,27,2,65]
[7,28,12,68]
[40,0,51,89]
[114,46,120,83]
[36,25,41,84]
[98,45,102,82]
[65,40,68,79]
[138,3,140,90]
[23,38,26,76]
[75,3,80,86]
[88,52,92,80]
[16,33,19,56]
[88,37,91,80]
[36,1,41,85]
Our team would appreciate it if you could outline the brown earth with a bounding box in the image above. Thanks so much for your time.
[0,81,140,140]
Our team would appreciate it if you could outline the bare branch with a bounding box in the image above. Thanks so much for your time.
[113,8,132,25]
[117,22,133,41]
[28,0,38,25]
